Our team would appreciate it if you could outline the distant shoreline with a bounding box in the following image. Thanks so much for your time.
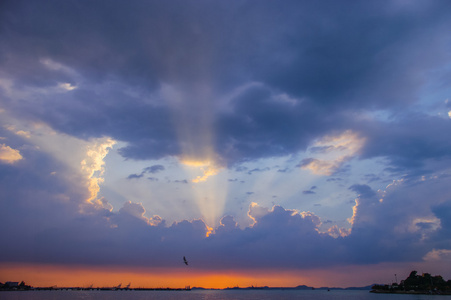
[0,287,192,292]
[371,290,451,295]
[1,285,373,292]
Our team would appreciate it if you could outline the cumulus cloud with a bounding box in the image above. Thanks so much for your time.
[346,175,451,263]
[118,201,163,226]
[2,135,449,273]
[81,138,116,206]
[1,157,451,271]
[0,143,22,163]
[119,201,147,219]
[423,249,451,262]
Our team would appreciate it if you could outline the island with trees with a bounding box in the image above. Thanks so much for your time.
[371,271,451,295]
[0,281,32,291]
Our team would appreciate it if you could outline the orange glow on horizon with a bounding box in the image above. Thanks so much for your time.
[1,262,433,289]
[4,262,449,289]
[0,263,320,289]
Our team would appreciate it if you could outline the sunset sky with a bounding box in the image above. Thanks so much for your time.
[1,0,451,289]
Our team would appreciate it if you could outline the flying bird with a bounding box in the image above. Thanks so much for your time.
[183,256,188,265]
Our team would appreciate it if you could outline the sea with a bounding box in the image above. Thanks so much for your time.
[1,290,451,300]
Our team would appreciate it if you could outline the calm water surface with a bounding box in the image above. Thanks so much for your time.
[1,290,451,300]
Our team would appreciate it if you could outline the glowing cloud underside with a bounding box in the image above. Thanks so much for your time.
[301,130,366,176]
[181,159,221,183]
[0,143,23,163]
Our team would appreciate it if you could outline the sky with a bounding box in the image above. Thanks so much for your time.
[1,0,451,289]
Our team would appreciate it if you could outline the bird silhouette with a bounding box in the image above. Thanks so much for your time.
[183,256,188,265]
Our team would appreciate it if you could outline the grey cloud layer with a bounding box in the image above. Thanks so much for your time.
[1,0,451,169]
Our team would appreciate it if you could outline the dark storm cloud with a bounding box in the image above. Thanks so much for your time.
[359,114,451,173]
[1,0,450,168]
[214,84,334,166]
[255,3,451,109]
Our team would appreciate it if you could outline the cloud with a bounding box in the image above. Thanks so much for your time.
[303,190,315,195]
[127,173,143,180]
[192,166,219,183]
[118,201,163,226]
[1,166,451,271]
[144,165,165,174]
[80,138,116,205]
[247,167,270,175]
[174,179,188,184]
[345,175,451,263]
[299,158,337,176]
[218,215,239,231]
[119,201,147,220]
[348,184,377,199]
[1,0,450,173]
[360,114,451,172]
[0,143,23,164]
[127,164,165,180]
[299,131,365,175]
[180,160,222,183]
[423,249,451,262]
